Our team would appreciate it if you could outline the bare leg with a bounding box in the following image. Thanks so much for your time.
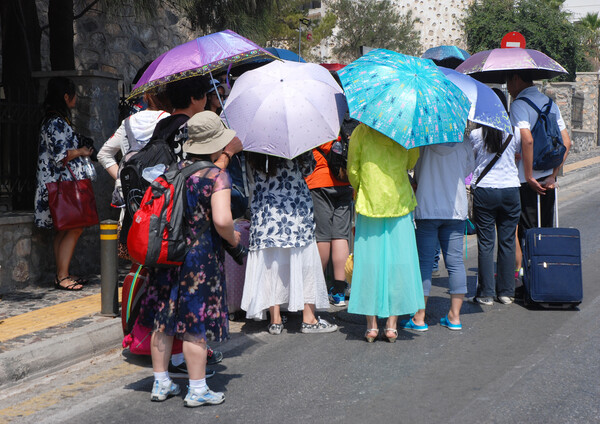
[182,340,207,380]
[317,241,331,272]
[269,305,282,325]
[331,239,349,281]
[447,294,463,325]
[53,231,67,269]
[151,331,174,373]
[384,316,398,333]
[411,297,428,326]
[55,228,83,288]
[366,315,378,338]
[302,303,317,324]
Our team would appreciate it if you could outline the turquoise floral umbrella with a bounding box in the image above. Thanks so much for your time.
[338,49,471,149]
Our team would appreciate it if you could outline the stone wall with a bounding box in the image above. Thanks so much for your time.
[36,2,195,90]
[571,130,597,153]
[0,213,52,294]
[575,72,599,137]
[0,212,102,293]
[539,72,600,152]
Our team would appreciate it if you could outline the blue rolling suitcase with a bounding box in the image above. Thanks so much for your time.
[522,189,582,308]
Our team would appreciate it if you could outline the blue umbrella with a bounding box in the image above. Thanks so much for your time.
[422,45,470,69]
[265,47,306,62]
[338,49,471,149]
[439,67,513,135]
[422,45,470,62]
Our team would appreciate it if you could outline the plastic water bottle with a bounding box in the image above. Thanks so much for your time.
[82,156,97,181]
[331,140,343,155]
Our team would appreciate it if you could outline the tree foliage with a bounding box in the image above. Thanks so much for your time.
[327,0,421,63]
[184,0,335,60]
[576,12,600,70]
[462,0,592,80]
[183,0,279,45]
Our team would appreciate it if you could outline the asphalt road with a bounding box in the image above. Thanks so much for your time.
[2,175,599,424]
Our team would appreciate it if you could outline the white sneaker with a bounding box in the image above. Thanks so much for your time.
[468,296,494,306]
[300,317,338,334]
[497,296,514,305]
[184,386,225,407]
[150,379,180,402]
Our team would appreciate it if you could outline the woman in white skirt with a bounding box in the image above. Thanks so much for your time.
[241,151,338,335]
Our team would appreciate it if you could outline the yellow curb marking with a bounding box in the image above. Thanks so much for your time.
[0,289,122,343]
[0,361,142,423]
[100,234,118,240]
[99,224,118,230]
[563,156,600,174]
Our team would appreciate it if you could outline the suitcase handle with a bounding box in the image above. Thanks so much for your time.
[537,187,558,228]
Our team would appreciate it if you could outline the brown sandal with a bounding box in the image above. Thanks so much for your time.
[54,276,83,291]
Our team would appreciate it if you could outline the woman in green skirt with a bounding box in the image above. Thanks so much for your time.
[347,124,425,343]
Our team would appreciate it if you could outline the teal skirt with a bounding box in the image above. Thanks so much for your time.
[348,213,425,318]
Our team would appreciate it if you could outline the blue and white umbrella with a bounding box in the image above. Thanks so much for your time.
[338,49,471,149]
[439,67,513,135]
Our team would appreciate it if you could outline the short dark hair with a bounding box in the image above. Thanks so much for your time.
[506,71,533,84]
[166,76,211,109]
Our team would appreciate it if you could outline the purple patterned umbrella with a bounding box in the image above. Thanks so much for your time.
[455,48,567,83]
[128,30,276,99]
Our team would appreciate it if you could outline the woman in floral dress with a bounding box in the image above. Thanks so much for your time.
[141,112,240,407]
[34,77,94,291]
[241,152,337,335]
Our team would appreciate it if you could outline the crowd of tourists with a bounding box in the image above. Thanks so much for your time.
[34,63,570,407]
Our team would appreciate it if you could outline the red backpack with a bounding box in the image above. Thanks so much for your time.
[127,160,215,267]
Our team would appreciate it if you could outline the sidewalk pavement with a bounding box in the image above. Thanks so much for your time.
[1,147,599,389]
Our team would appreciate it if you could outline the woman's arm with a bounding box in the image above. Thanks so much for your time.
[211,188,240,247]
[65,146,92,162]
[97,125,126,170]
[214,137,243,170]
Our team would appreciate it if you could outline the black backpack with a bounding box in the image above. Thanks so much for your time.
[316,132,349,183]
[120,138,177,217]
[515,97,566,171]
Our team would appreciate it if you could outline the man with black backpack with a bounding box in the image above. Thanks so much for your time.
[507,71,571,249]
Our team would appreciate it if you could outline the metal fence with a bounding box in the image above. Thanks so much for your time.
[0,94,41,211]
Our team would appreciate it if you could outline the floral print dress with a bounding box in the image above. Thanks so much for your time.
[248,153,317,250]
[139,162,231,343]
[241,153,330,320]
[34,116,87,229]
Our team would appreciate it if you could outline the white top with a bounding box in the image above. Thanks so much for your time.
[469,127,521,189]
[509,86,566,183]
[97,110,170,169]
[413,139,474,220]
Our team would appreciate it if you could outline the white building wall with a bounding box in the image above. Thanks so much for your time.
[316,0,475,62]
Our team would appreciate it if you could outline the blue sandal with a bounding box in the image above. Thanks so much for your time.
[399,318,428,332]
[440,315,462,331]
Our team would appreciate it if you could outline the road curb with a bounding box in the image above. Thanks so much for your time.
[560,164,598,189]
[0,317,122,389]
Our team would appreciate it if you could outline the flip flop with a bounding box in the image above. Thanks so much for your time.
[54,276,83,291]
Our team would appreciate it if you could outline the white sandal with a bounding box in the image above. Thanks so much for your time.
[384,328,398,343]
[365,328,379,343]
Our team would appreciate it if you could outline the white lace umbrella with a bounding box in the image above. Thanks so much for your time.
[223,60,347,159]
